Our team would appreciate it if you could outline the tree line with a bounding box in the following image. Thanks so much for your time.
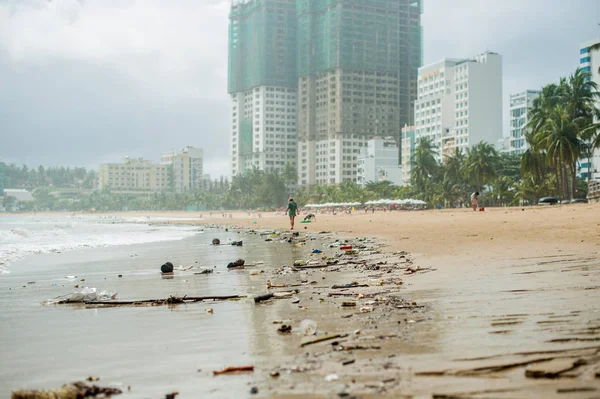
[2,164,98,189]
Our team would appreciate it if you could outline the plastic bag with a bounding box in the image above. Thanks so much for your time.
[67,287,117,303]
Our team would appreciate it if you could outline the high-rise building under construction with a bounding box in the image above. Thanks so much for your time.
[297,0,422,185]
[228,0,422,184]
[228,0,298,176]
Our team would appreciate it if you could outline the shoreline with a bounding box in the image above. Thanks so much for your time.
[3,206,600,397]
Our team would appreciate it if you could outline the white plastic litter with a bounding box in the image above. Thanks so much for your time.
[299,319,317,336]
[324,374,339,382]
[67,287,118,303]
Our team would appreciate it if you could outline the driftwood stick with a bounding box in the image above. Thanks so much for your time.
[57,295,243,306]
[301,333,348,347]
[212,365,254,375]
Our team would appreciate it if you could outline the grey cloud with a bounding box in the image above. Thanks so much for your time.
[1,0,599,176]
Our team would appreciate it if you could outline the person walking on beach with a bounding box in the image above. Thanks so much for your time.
[287,197,298,230]
[471,192,479,211]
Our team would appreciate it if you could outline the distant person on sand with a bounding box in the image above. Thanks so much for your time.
[471,192,479,211]
[287,197,298,230]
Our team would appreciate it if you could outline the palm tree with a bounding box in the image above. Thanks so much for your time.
[435,177,461,207]
[444,148,466,184]
[535,105,582,200]
[491,176,513,206]
[365,180,396,199]
[411,137,439,191]
[462,142,499,193]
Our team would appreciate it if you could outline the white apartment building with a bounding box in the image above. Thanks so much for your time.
[401,126,416,184]
[508,90,540,155]
[409,52,503,177]
[160,146,204,193]
[357,137,403,186]
[230,86,297,175]
[98,158,168,192]
[580,39,600,180]
[414,59,461,163]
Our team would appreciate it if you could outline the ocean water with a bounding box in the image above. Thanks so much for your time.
[0,215,201,274]
[0,215,315,398]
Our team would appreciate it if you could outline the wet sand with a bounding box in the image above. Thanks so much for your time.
[166,204,600,397]
[4,204,600,398]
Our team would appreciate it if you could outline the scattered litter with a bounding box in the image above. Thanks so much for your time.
[312,249,323,254]
[165,392,179,399]
[227,259,245,268]
[291,297,301,304]
[332,282,368,289]
[205,308,214,314]
[342,302,357,307]
[12,381,122,399]
[52,294,241,306]
[54,287,118,303]
[277,324,292,334]
[360,306,374,313]
[299,319,317,335]
[249,269,263,275]
[266,281,288,289]
[250,387,259,395]
[301,333,348,347]
[195,269,213,275]
[212,365,254,375]
[212,238,221,245]
[254,293,275,303]
[273,290,299,298]
[342,359,355,366]
[161,262,174,273]
[324,374,340,382]
[231,241,243,247]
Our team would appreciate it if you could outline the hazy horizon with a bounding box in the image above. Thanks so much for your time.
[1,0,599,177]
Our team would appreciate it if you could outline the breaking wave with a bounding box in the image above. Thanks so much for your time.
[0,216,199,273]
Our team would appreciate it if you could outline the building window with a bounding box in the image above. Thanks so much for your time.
[580,56,591,64]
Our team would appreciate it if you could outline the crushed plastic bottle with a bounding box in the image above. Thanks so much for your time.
[299,319,317,336]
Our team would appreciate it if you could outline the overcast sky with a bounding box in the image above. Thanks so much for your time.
[1,0,599,177]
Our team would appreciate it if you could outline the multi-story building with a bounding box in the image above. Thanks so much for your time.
[413,58,462,163]
[297,0,422,186]
[580,39,600,180]
[98,158,169,192]
[508,90,540,155]
[400,126,416,184]
[357,137,403,186]
[228,0,298,176]
[160,146,204,193]
[407,52,502,177]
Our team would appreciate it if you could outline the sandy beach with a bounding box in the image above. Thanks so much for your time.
[3,204,600,398]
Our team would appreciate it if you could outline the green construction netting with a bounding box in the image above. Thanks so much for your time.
[228,0,297,93]
[297,0,422,76]
[240,120,253,156]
